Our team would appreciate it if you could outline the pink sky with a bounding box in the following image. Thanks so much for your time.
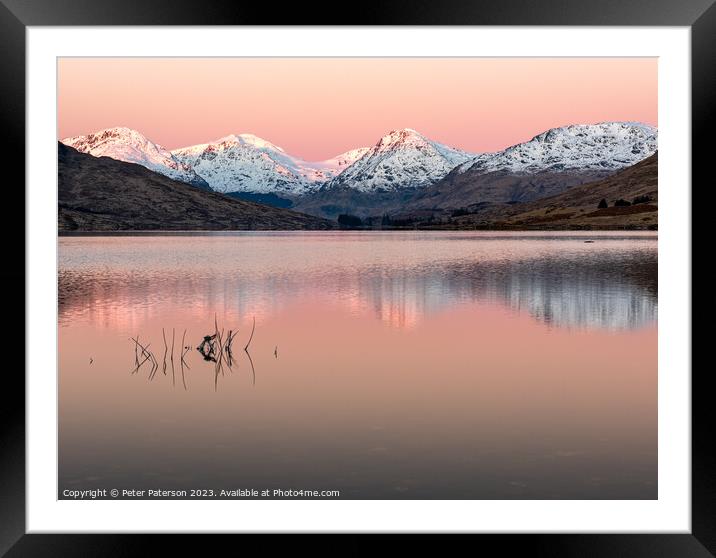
[58,58,657,161]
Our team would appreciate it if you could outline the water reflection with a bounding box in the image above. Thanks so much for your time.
[59,232,657,331]
[58,232,657,499]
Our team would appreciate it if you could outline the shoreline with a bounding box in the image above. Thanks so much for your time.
[58,228,659,236]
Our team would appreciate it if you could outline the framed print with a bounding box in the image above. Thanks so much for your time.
[3,0,715,555]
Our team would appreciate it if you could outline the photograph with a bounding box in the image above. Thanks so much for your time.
[57,56,658,501]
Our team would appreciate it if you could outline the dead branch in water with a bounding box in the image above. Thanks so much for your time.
[193,314,260,389]
[245,344,256,386]
[244,317,256,351]
[240,317,256,386]
[171,327,176,387]
[130,336,151,356]
[180,329,190,370]
[162,328,168,375]
[213,321,220,392]
[130,337,154,365]
[129,337,156,377]
[149,348,158,379]
[215,328,225,377]
[197,334,217,361]
[179,329,187,390]
[129,315,264,389]
[224,330,234,368]
[226,329,241,370]
[131,353,152,375]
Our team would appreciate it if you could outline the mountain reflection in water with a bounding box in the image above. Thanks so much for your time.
[58,232,657,500]
[59,232,656,331]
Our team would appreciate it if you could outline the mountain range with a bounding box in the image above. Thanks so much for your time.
[58,143,334,231]
[61,121,658,224]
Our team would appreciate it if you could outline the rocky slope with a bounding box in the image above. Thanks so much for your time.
[61,127,210,188]
[403,122,657,215]
[453,152,658,230]
[58,143,335,231]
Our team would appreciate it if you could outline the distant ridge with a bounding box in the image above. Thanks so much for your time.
[454,152,658,230]
[58,143,335,232]
[60,122,658,223]
[402,122,657,215]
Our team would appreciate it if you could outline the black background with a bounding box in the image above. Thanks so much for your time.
[1,0,714,555]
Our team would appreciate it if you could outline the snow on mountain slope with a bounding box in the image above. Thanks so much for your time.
[320,147,371,172]
[323,128,475,193]
[61,127,209,188]
[295,146,370,183]
[172,134,368,196]
[457,122,657,175]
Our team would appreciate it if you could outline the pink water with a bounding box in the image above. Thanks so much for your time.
[58,232,657,499]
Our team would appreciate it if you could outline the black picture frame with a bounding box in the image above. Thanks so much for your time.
[2,1,714,555]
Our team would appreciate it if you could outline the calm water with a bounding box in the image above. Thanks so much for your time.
[58,232,657,499]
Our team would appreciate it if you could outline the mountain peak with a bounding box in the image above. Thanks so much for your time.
[325,129,474,193]
[213,133,283,151]
[459,121,658,175]
[61,127,208,188]
[531,121,656,143]
[62,126,148,146]
[378,128,424,144]
[237,133,285,152]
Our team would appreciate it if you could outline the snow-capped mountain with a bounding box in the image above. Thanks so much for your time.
[400,122,659,215]
[457,122,657,175]
[60,122,657,219]
[61,127,209,188]
[172,134,368,196]
[323,128,475,193]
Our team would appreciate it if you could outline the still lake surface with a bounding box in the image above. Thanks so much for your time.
[58,231,657,499]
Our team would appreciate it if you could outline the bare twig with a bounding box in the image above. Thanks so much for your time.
[222,329,236,369]
[162,328,168,375]
[132,336,156,378]
[244,317,256,351]
[130,337,152,359]
[224,329,240,369]
[245,345,256,386]
[131,352,152,375]
[130,337,158,379]
[215,328,225,376]
[171,328,176,387]
[180,329,190,369]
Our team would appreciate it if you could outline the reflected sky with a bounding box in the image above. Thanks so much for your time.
[58,232,657,499]
[59,231,657,331]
